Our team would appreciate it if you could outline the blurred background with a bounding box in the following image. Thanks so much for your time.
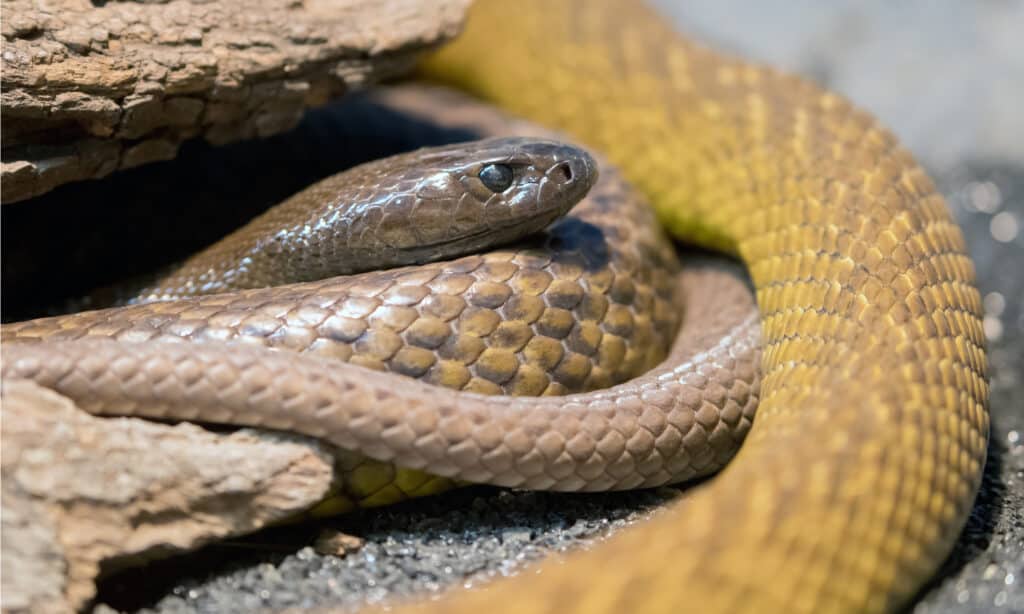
[660,0,1024,169]
[39,2,1020,613]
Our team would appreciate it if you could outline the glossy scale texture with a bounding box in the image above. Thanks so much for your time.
[406,0,991,612]
[0,0,990,609]
[2,90,763,514]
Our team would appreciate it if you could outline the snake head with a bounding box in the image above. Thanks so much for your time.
[153,136,601,293]
[378,136,598,261]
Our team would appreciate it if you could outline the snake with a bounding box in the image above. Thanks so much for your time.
[2,87,762,514]
[0,0,990,613]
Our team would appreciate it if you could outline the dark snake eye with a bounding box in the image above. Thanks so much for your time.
[479,163,514,192]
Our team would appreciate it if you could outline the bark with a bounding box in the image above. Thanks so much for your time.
[0,0,471,203]
[1,380,337,613]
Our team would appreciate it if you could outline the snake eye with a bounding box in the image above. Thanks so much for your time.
[479,164,514,192]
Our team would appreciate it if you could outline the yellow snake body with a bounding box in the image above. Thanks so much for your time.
[414,0,990,612]
[1,1,990,612]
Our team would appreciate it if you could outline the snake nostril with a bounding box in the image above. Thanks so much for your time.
[555,162,573,184]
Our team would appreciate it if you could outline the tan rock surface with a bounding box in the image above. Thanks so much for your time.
[0,0,471,203]
[0,379,336,613]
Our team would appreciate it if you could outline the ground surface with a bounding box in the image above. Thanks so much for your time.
[90,3,1022,613]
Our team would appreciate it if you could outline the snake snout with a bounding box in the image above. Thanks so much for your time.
[512,138,598,193]
[496,139,599,227]
[548,144,598,191]
[539,145,598,214]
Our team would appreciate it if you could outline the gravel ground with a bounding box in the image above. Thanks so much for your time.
[92,3,1022,613]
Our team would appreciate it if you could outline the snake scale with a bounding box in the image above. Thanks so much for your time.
[2,89,762,511]
[1,0,989,613]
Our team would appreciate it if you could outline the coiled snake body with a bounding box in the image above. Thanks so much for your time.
[3,91,762,510]
[1,1,989,613]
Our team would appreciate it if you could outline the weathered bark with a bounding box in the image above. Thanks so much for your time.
[0,0,471,203]
[1,380,337,613]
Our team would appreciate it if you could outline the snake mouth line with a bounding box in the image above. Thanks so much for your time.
[402,205,575,255]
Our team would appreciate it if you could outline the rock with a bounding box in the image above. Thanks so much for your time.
[0,0,471,203]
[0,380,336,613]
